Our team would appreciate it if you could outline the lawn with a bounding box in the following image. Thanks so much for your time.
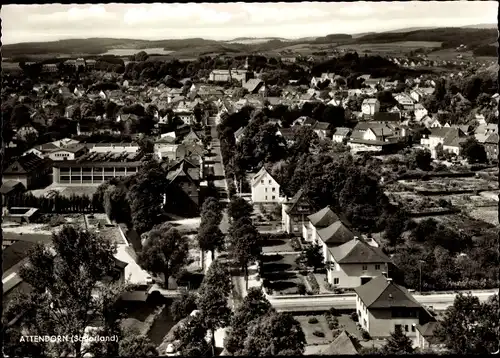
[264,271,305,295]
[295,315,334,345]
[261,238,295,253]
[261,253,300,272]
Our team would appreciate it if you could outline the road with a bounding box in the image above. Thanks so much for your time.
[269,290,497,312]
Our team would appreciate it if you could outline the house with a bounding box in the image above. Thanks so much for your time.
[393,93,415,111]
[3,153,53,189]
[276,128,295,146]
[364,78,385,89]
[327,237,392,288]
[312,122,331,139]
[355,275,430,345]
[292,116,316,127]
[47,144,87,161]
[319,331,362,355]
[420,127,466,158]
[250,167,280,203]
[416,321,441,351]
[234,127,246,143]
[414,103,428,122]
[483,133,498,161]
[303,206,340,243]
[14,124,39,141]
[182,129,202,145]
[165,160,200,216]
[310,77,323,88]
[282,189,315,234]
[0,181,26,208]
[361,98,380,116]
[243,79,264,95]
[332,127,352,143]
[410,88,434,103]
[316,221,356,270]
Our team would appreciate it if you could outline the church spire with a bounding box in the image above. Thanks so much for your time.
[244,56,249,70]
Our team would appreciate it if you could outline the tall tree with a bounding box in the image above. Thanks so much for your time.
[460,137,488,164]
[197,223,225,261]
[170,291,199,321]
[196,260,232,354]
[241,311,306,356]
[434,293,499,354]
[173,313,211,357]
[138,224,190,289]
[200,196,223,227]
[296,243,324,272]
[4,225,129,357]
[381,326,415,354]
[228,217,261,289]
[228,196,253,222]
[117,335,158,356]
[225,288,274,354]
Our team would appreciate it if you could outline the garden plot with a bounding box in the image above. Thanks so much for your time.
[295,315,334,345]
[399,177,498,194]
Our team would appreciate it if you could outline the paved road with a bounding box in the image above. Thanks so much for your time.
[270,290,497,312]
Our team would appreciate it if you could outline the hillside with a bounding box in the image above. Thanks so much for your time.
[351,28,498,50]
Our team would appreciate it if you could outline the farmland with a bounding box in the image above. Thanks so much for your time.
[100,48,175,56]
[335,41,443,55]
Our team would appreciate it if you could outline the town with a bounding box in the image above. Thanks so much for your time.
[2,3,499,357]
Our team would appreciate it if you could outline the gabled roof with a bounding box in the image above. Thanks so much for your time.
[243,79,263,93]
[416,321,438,338]
[0,181,26,194]
[373,112,401,123]
[251,167,278,187]
[320,331,362,355]
[363,98,379,104]
[5,153,50,174]
[317,221,354,246]
[485,132,499,144]
[313,122,330,131]
[234,127,246,138]
[354,275,422,309]
[333,127,352,136]
[329,238,391,264]
[285,188,314,215]
[307,206,339,228]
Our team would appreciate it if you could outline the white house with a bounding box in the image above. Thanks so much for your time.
[251,167,280,203]
[413,104,428,122]
[393,93,415,110]
[303,206,340,243]
[361,98,380,116]
[355,275,434,347]
[332,127,352,143]
[47,144,87,161]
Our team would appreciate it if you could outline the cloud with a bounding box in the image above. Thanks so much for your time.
[338,3,374,17]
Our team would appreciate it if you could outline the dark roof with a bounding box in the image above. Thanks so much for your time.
[416,321,438,337]
[5,153,51,174]
[307,206,340,228]
[2,240,36,273]
[334,127,351,136]
[285,189,314,215]
[373,112,401,123]
[243,79,263,93]
[317,221,354,246]
[278,128,295,140]
[53,151,143,168]
[354,275,422,309]
[329,238,392,264]
[0,181,26,194]
[320,331,362,355]
[314,122,331,131]
[485,132,499,144]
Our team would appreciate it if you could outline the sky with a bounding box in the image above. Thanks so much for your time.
[1,2,498,44]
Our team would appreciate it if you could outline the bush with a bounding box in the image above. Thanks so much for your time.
[308,317,319,324]
[312,330,325,337]
[297,283,307,295]
[350,312,359,322]
[361,329,371,341]
[331,329,341,339]
[329,307,340,317]
[290,237,302,251]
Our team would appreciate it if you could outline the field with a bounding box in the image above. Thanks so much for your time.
[335,41,442,55]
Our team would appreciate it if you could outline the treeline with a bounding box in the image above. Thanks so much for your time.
[5,192,100,213]
[472,45,498,57]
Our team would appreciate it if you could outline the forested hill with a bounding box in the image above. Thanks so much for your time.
[352,28,498,49]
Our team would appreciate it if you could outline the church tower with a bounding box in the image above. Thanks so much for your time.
[244,56,249,70]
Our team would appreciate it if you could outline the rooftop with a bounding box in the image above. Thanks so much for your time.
[329,237,392,264]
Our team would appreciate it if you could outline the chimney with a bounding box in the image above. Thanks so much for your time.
[387,278,393,283]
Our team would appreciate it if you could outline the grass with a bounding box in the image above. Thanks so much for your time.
[295,315,334,345]
[264,271,305,295]
[261,253,300,272]
[260,238,295,253]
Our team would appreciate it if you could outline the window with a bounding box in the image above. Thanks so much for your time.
[272,187,276,192]
[411,325,416,333]
[405,325,409,332]
[375,264,381,270]
[265,188,268,192]
[272,196,275,200]
[395,324,402,332]
[261,180,264,184]
[362,265,368,270]
[265,196,267,200]
[269,180,271,184]
[333,278,339,285]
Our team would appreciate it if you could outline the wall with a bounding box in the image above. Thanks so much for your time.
[251,173,280,203]
[327,262,386,288]
[368,309,420,339]
[53,165,139,185]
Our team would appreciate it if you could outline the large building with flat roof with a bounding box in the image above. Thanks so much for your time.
[52,151,143,185]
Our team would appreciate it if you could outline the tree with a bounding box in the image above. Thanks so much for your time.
[228,196,253,222]
[104,185,131,225]
[197,223,225,261]
[241,311,306,356]
[383,209,409,246]
[381,325,414,354]
[296,243,324,272]
[196,260,232,354]
[434,293,499,354]
[118,335,158,356]
[225,288,274,354]
[460,137,487,164]
[170,292,199,321]
[174,313,211,357]
[228,217,261,289]
[410,149,433,171]
[200,196,223,227]
[4,225,128,357]
[138,224,190,288]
